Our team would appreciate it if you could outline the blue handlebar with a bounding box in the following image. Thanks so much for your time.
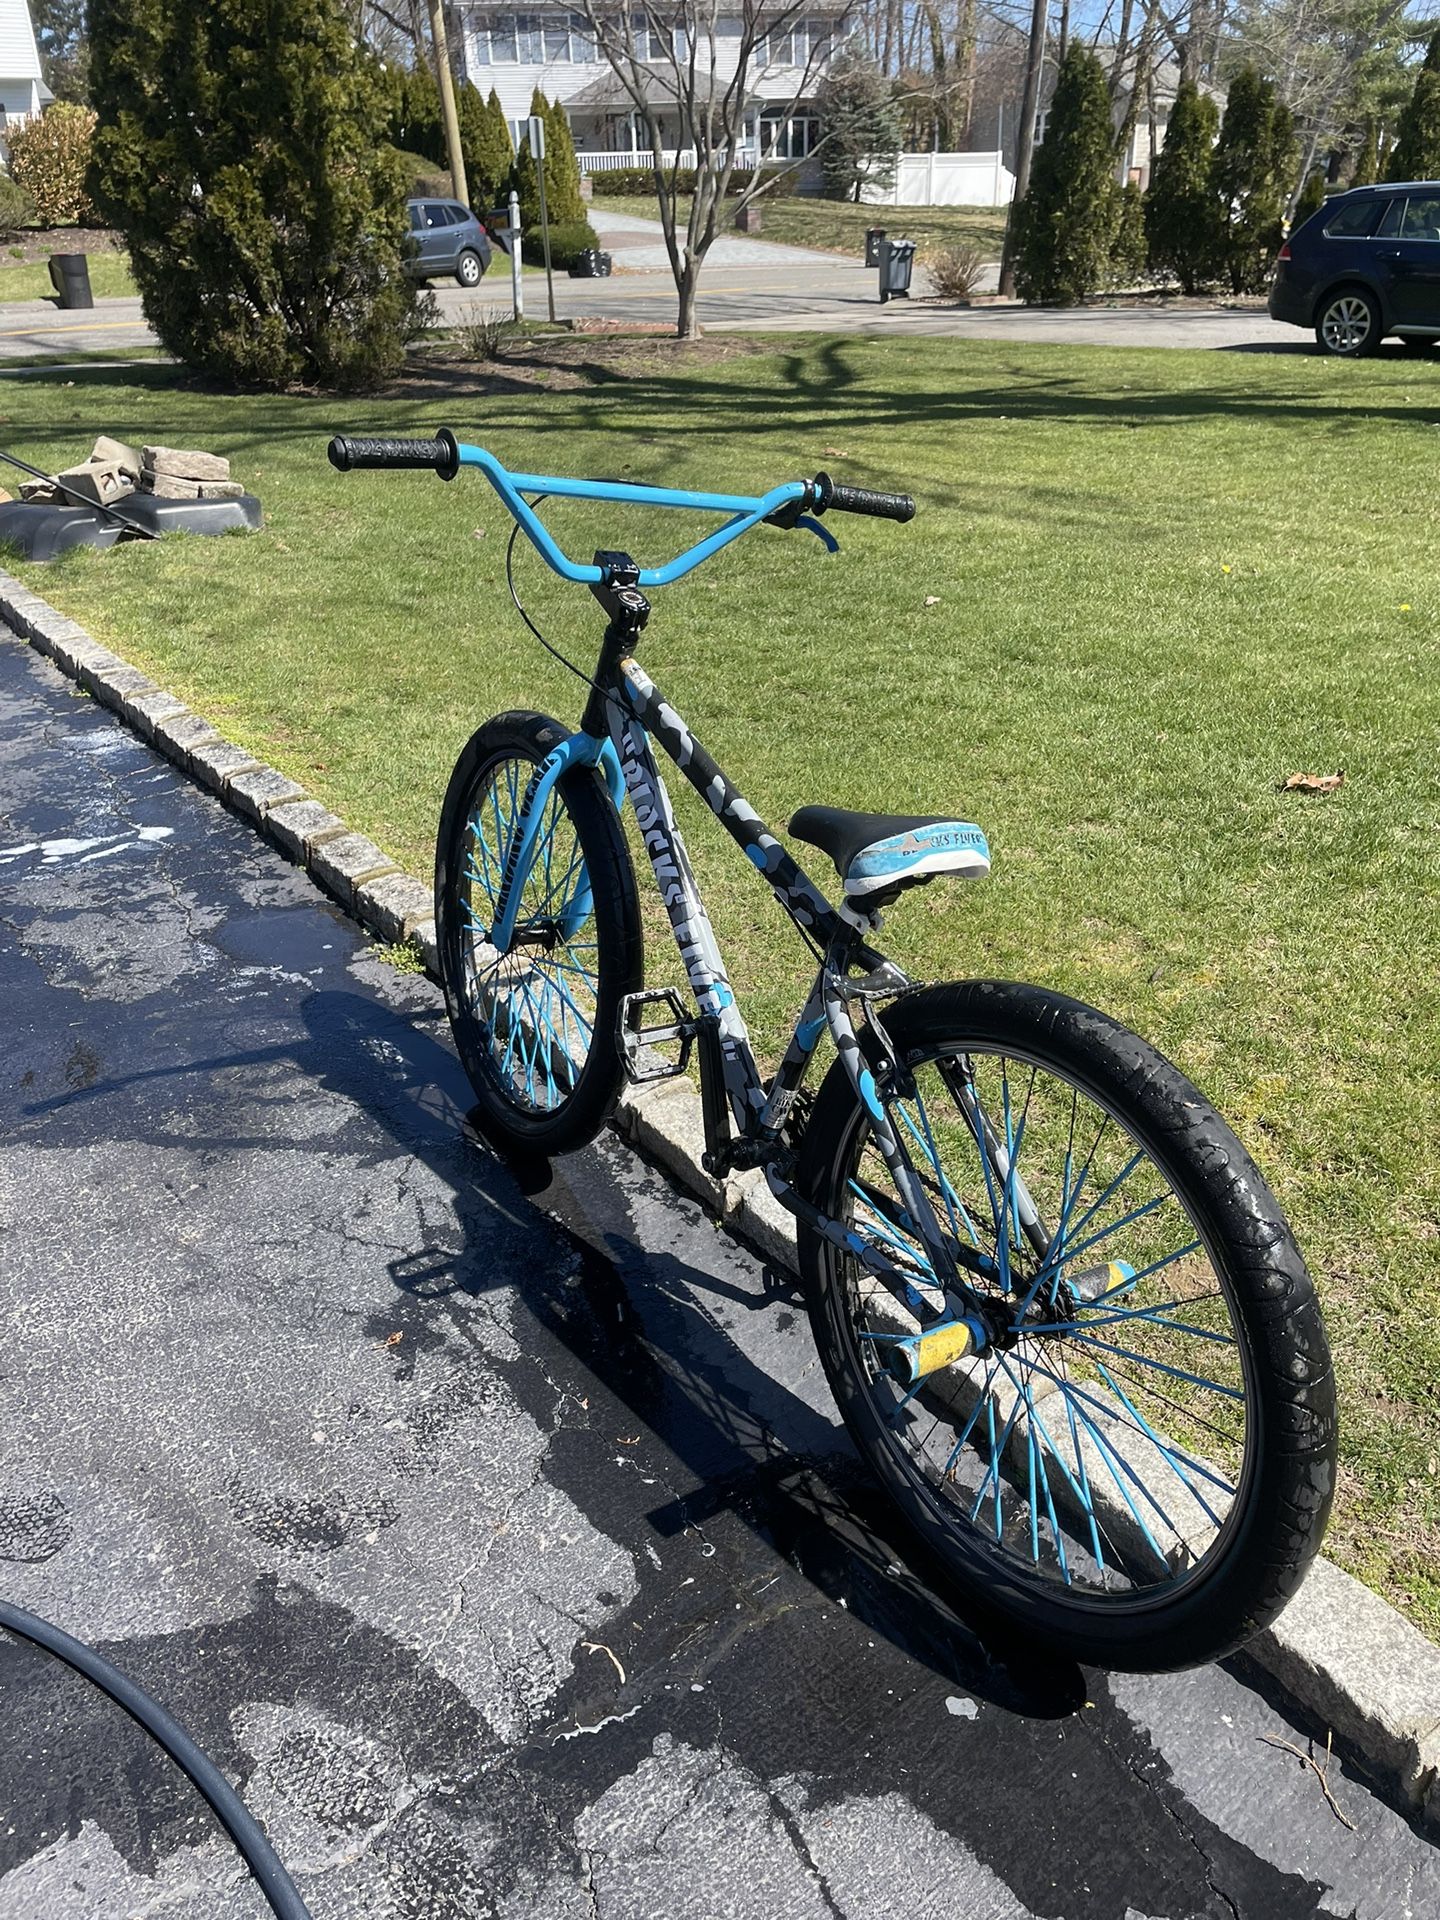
[453,442,811,586]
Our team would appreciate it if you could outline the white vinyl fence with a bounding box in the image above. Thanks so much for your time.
[860,151,1015,210]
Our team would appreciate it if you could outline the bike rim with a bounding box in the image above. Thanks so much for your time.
[456,755,601,1115]
[834,1042,1258,1608]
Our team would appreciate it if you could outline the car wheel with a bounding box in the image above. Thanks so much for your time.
[1315,287,1381,357]
[456,250,484,288]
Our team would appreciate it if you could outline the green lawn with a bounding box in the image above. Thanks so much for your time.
[596,194,1009,260]
[0,250,136,303]
[7,340,1439,1638]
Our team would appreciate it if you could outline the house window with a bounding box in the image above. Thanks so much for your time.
[544,18,571,58]
[760,114,817,159]
[515,13,543,60]
[570,12,595,59]
[759,20,810,65]
[485,15,517,62]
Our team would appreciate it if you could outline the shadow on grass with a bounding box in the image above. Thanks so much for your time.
[11,335,1440,476]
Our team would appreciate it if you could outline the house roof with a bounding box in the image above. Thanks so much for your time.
[562,67,686,111]
[0,0,44,83]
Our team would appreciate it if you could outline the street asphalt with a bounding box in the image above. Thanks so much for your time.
[0,206,1296,356]
[2,626,1436,1918]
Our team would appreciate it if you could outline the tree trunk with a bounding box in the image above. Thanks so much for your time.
[676,260,701,340]
[999,0,1049,297]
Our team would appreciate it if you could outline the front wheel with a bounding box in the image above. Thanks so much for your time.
[1315,285,1381,356]
[796,979,1336,1671]
[435,711,642,1157]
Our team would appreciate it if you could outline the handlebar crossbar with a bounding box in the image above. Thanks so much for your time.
[459,443,807,586]
[326,432,913,585]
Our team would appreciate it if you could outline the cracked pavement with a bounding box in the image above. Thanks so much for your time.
[1,630,1436,1918]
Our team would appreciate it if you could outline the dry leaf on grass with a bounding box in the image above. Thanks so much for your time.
[1280,771,1345,795]
[820,446,847,456]
[924,595,942,607]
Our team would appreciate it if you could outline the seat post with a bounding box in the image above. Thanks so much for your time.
[583,550,649,737]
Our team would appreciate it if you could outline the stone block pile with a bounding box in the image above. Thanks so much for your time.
[15,436,245,508]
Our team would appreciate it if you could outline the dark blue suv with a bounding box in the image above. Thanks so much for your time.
[1269,182,1440,356]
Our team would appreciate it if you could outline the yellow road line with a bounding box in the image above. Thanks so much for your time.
[0,319,144,338]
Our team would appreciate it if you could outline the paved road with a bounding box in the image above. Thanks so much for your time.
[0,213,1294,355]
[2,629,1435,1917]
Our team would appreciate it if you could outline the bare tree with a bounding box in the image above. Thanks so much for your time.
[576,2,847,338]
[998,0,1049,296]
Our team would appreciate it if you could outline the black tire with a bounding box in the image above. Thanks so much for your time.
[1314,284,1381,356]
[435,711,642,1157]
[456,249,485,288]
[796,979,1336,1671]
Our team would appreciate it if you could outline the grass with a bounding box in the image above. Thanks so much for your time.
[596,194,1010,260]
[0,249,136,303]
[8,339,1440,1639]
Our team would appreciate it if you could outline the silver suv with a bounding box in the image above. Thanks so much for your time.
[405,199,493,288]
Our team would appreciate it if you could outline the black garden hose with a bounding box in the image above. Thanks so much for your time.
[0,1597,313,1919]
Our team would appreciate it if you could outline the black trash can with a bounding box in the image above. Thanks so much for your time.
[568,249,613,279]
[878,236,916,304]
[864,226,887,269]
[48,253,94,310]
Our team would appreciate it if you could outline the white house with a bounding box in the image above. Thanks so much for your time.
[0,0,49,156]
[453,8,842,172]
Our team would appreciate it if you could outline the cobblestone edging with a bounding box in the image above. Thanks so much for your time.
[3,568,1437,1833]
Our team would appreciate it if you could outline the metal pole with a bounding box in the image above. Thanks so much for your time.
[426,0,470,208]
[526,121,556,322]
[509,189,524,322]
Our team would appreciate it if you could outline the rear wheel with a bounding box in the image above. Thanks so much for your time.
[435,711,642,1157]
[456,249,484,288]
[1315,285,1381,356]
[796,979,1336,1670]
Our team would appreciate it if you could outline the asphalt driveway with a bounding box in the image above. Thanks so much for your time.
[1,630,1435,1917]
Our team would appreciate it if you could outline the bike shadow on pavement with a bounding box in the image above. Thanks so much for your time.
[294,979,1088,1727]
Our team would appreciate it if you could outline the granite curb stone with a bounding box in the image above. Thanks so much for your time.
[3,565,1437,1832]
[309,830,400,910]
[228,766,308,822]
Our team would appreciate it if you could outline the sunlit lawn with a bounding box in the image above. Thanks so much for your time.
[597,193,1009,260]
[0,250,136,303]
[8,336,1439,1637]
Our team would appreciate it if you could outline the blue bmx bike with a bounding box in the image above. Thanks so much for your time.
[329,430,1336,1671]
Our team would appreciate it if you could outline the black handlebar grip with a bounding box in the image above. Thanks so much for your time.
[327,429,459,479]
[814,472,916,523]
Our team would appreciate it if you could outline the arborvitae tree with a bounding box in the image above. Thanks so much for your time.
[816,53,902,203]
[1014,47,1118,305]
[511,87,548,225]
[1108,179,1147,287]
[1211,66,1297,295]
[1144,79,1222,293]
[1351,116,1380,185]
[88,0,425,390]
[393,60,444,168]
[1386,32,1440,181]
[469,87,514,209]
[543,93,586,223]
[1293,167,1327,225]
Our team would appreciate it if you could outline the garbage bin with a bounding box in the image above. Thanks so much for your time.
[878,236,916,304]
[864,226,886,269]
[48,253,94,310]
[568,249,613,279]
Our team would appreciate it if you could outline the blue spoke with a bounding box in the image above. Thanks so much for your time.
[1061,1332,1246,1400]
[848,1180,936,1278]
[902,1091,980,1249]
[1097,1365,1230,1526]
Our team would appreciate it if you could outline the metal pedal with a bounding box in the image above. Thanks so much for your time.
[618,988,699,1084]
